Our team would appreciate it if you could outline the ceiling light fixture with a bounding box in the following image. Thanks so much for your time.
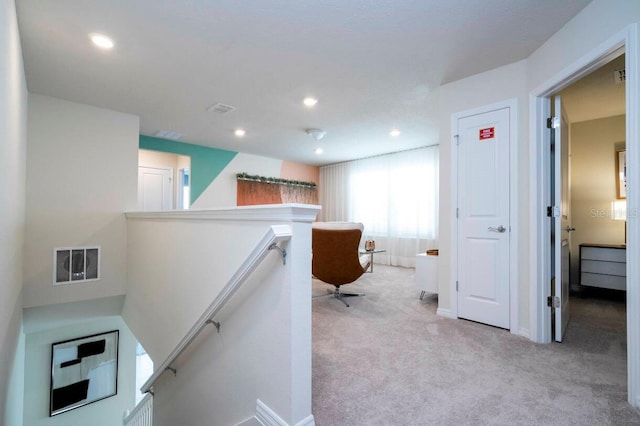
[389,129,401,137]
[306,128,326,141]
[89,33,114,50]
[234,129,246,137]
[303,97,318,107]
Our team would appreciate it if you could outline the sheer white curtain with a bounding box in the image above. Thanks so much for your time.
[319,146,439,267]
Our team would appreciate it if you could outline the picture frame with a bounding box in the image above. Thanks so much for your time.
[50,330,119,416]
[616,148,627,199]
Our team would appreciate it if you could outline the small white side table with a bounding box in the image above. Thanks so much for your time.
[416,253,438,299]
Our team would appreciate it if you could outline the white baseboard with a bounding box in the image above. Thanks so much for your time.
[436,307,456,319]
[518,327,530,339]
[255,399,315,426]
[236,418,263,426]
[293,415,315,426]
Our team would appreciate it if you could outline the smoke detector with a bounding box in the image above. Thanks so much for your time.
[306,128,326,141]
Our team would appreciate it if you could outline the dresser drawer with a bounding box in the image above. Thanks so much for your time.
[581,272,626,291]
[581,246,625,262]
[581,259,626,277]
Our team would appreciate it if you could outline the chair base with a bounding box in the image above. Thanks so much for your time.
[313,286,365,307]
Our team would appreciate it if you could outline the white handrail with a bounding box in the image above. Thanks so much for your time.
[140,224,292,394]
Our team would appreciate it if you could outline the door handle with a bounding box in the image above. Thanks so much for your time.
[564,226,576,232]
[488,225,506,233]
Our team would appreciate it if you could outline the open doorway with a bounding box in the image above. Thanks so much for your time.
[550,54,626,342]
[548,56,628,383]
[138,149,191,211]
[531,26,639,408]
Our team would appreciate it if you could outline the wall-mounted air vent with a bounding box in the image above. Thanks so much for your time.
[155,130,183,140]
[614,68,626,84]
[206,102,237,114]
[54,246,100,285]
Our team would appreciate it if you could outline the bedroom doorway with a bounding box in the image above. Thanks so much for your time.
[531,26,639,407]
[549,54,627,342]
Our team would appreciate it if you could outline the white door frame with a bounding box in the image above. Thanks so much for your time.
[450,98,520,335]
[529,24,639,408]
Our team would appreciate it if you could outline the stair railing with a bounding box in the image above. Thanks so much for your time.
[140,224,292,394]
[123,393,153,426]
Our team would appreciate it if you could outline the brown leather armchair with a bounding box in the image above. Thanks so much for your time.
[312,222,371,307]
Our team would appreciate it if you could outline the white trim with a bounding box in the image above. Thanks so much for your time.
[518,327,530,340]
[235,419,262,426]
[450,98,519,334]
[255,399,315,426]
[436,307,456,319]
[293,415,316,426]
[126,203,321,223]
[625,23,640,411]
[529,23,639,409]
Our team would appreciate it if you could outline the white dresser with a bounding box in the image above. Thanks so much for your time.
[416,253,438,299]
[579,243,626,291]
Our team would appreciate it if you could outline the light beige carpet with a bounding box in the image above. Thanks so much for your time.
[312,265,640,425]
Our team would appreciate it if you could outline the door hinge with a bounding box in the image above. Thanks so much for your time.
[546,116,560,129]
[547,296,560,308]
[454,134,459,145]
[456,208,459,218]
[546,206,560,218]
[456,281,459,291]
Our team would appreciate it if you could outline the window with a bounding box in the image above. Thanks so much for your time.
[320,146,439,266]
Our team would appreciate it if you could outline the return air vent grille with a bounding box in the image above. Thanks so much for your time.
[155,130,182,140]
[54,246,100,285]
[207,102,237,114]
[614,68,626,84]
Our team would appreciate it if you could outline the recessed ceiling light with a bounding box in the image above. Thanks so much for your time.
[234,129,246,137]
[314,148,323,155]
[303,97,318,107]
[389,129,401,137]
[89,33,114,50]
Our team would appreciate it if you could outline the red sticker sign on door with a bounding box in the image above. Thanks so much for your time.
[479,127,495,140]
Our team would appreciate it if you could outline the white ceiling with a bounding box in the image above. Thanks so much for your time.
[16,0,591,166]
[560,54,626,123]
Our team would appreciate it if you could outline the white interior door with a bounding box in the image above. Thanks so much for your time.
[552,96,571,342]
[138,166,173,211]
[457,107,510,329]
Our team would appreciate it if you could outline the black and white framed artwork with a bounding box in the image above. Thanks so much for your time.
[50,330,119,416]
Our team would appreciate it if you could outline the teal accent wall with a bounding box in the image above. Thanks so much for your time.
[139,135,237,204]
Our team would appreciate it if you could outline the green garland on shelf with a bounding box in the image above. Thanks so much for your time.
[235,172,317,188]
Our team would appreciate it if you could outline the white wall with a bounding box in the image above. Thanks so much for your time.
[437,0,640,338]
[527,0,640,91]
[123,205,319,426]
[0,0,28,423]
[22,316,137,426]
[570,115,626,285]
[23,94,139,308]
[437,60,529,331]
[192,153,282,209]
